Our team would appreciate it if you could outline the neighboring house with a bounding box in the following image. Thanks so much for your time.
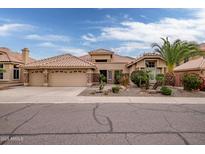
[24,48,167,87]
[0,47,34,84]
[174,57,205,86]
[174,43,205,86]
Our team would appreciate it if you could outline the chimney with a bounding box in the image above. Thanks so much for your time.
[22,48,29,65]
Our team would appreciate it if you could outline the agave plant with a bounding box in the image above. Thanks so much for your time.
[152,37,203,73]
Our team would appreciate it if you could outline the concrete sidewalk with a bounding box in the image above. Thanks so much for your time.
[0,86,204,104]
[1,96,205,104]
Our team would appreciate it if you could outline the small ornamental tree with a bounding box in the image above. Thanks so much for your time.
[153,74,165,89]
[114,70,123,84]
[99,74,106,91]
[131,70,149,89]
[182,74,202,91]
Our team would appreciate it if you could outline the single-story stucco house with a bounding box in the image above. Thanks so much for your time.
[23,48,167,87]
[0,47,34,84]
[174,43,205,86]
[174,57,205,86]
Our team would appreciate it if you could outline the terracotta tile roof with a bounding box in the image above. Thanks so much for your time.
[127,53,164,67]
[25,53,96,69]
[200,43,205,51]
[0,47,35,63]
[174,57,205,72]
[88,49,114,55]
[111,54,134,63]
[79,54,92,62]
[79,53,134,63]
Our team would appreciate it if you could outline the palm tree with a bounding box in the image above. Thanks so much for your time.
[152,37,203,73]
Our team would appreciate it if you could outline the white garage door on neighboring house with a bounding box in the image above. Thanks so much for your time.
[48,70,87,87]
[29,70,44,86]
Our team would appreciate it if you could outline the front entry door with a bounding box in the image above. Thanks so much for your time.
[147,68,156,83]
[145,61,156,83]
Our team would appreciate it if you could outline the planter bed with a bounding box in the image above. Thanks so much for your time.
[78,85,205,97]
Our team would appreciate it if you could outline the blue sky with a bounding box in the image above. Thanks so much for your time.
[0,8,205,59]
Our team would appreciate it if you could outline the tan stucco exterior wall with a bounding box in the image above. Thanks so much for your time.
[0,63,22,83]
[90,55,112,62]
[128,57,167,85]
[128,58,167,72]
[94,63,129,73]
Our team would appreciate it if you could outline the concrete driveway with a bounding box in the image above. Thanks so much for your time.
[0,87,86,103]
[0,86,205,104]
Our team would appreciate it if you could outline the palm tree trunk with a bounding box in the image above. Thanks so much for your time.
[167,64,174,73]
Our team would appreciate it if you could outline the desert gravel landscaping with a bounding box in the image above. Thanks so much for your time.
[79,85,205,97]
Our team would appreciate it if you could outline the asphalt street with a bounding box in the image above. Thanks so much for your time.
[0,103,205,144]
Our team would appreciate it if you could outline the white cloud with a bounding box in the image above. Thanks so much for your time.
[25,34,70,42]
[82,9,205,52]
[37,42,57,48]
[58,47,87,56]
[112,42,150,55]
[36,42,87,56]
[82,33,97,42]
[0,23,33,36]
[140,15,147,18]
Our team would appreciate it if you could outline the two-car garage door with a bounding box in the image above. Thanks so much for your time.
[29,70,87,87]
[49,70,87,86]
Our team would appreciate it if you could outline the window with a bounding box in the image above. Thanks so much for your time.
[146,61,155,68]
[108,70,112,80]
[0,64,3,79]
[95,59,107,62]
[13,65,20,80]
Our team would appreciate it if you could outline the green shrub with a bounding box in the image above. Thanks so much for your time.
[153,74,165,89]
[160,86,172,95]
[156,74,165,82]
[114,70,123,84]
[112,86,120,93]
[131,70,149,89]
[99,74,106,83]
[99,74,106,91]
[182,74,202,91]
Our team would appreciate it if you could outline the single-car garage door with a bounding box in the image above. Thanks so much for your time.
[29,70,44,86]
[48,70,87,87]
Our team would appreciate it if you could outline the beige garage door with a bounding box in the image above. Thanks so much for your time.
[48,70,87,87]
[29,70,44,86]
